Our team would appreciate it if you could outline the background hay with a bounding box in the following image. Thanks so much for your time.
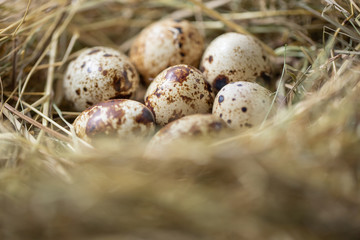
[1,0,360,239]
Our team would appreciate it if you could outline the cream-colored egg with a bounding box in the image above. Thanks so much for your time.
[144,64,214,126]
[145,114,227,160]
[200,32,271,92]
[212,81,276,129]
[63,47,139,111]
[130,19,204,84]
[73,99,155,142]
[150,114,227,144]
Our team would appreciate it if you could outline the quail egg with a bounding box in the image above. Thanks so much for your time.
[212,81,276,129]
[150,114,227,144]
[145,114,227,160]
[130,19,204,84]
[64,47,139,111]
[144,64,214,126]
[73,99,155,142]
[200,32,272,92]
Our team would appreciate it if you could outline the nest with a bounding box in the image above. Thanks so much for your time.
[1,0,360,239]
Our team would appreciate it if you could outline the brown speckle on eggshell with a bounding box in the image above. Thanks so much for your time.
[144,64,214,126]
[63,47,139,111]
[152,114,227,142]
[212,81,277,129]
[130,19,204,85]
[200,32,272,92]
[145,114,227,160]
[73,99,155,143]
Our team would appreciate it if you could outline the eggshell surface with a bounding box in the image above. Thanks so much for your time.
[73,99,155,142]
[144,114,227,161]
[150,114,227,144]
[64,47,139,111]
[144,65,214,126]
[200,32,271,92]
[130,19,204,84]
[212,81,276,129]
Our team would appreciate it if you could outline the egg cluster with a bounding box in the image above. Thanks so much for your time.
[64,19,277,144]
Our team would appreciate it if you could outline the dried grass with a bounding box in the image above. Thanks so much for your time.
[0,0,360,239]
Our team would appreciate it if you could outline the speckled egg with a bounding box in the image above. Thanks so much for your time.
[144,114,227,160]
[212,81,276,129]
[144,64,214,126]
[200,32,272,92]
[64,47,139,111]
[130,19,204,84]
[73,99,155,142]
[150,114,227,144]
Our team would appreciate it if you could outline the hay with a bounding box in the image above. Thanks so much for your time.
[1,0,360,239]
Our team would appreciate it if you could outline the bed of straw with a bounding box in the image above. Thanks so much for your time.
[1,0,360,239]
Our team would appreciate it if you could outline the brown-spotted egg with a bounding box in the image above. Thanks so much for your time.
[212,81,276,129]
[73,99,155,142]
[145,114,227,160]
[150,114,227,144]
[200,32,272,92]
[63,47,139,111]
[130,19,204,84]
[144,64,214,126]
